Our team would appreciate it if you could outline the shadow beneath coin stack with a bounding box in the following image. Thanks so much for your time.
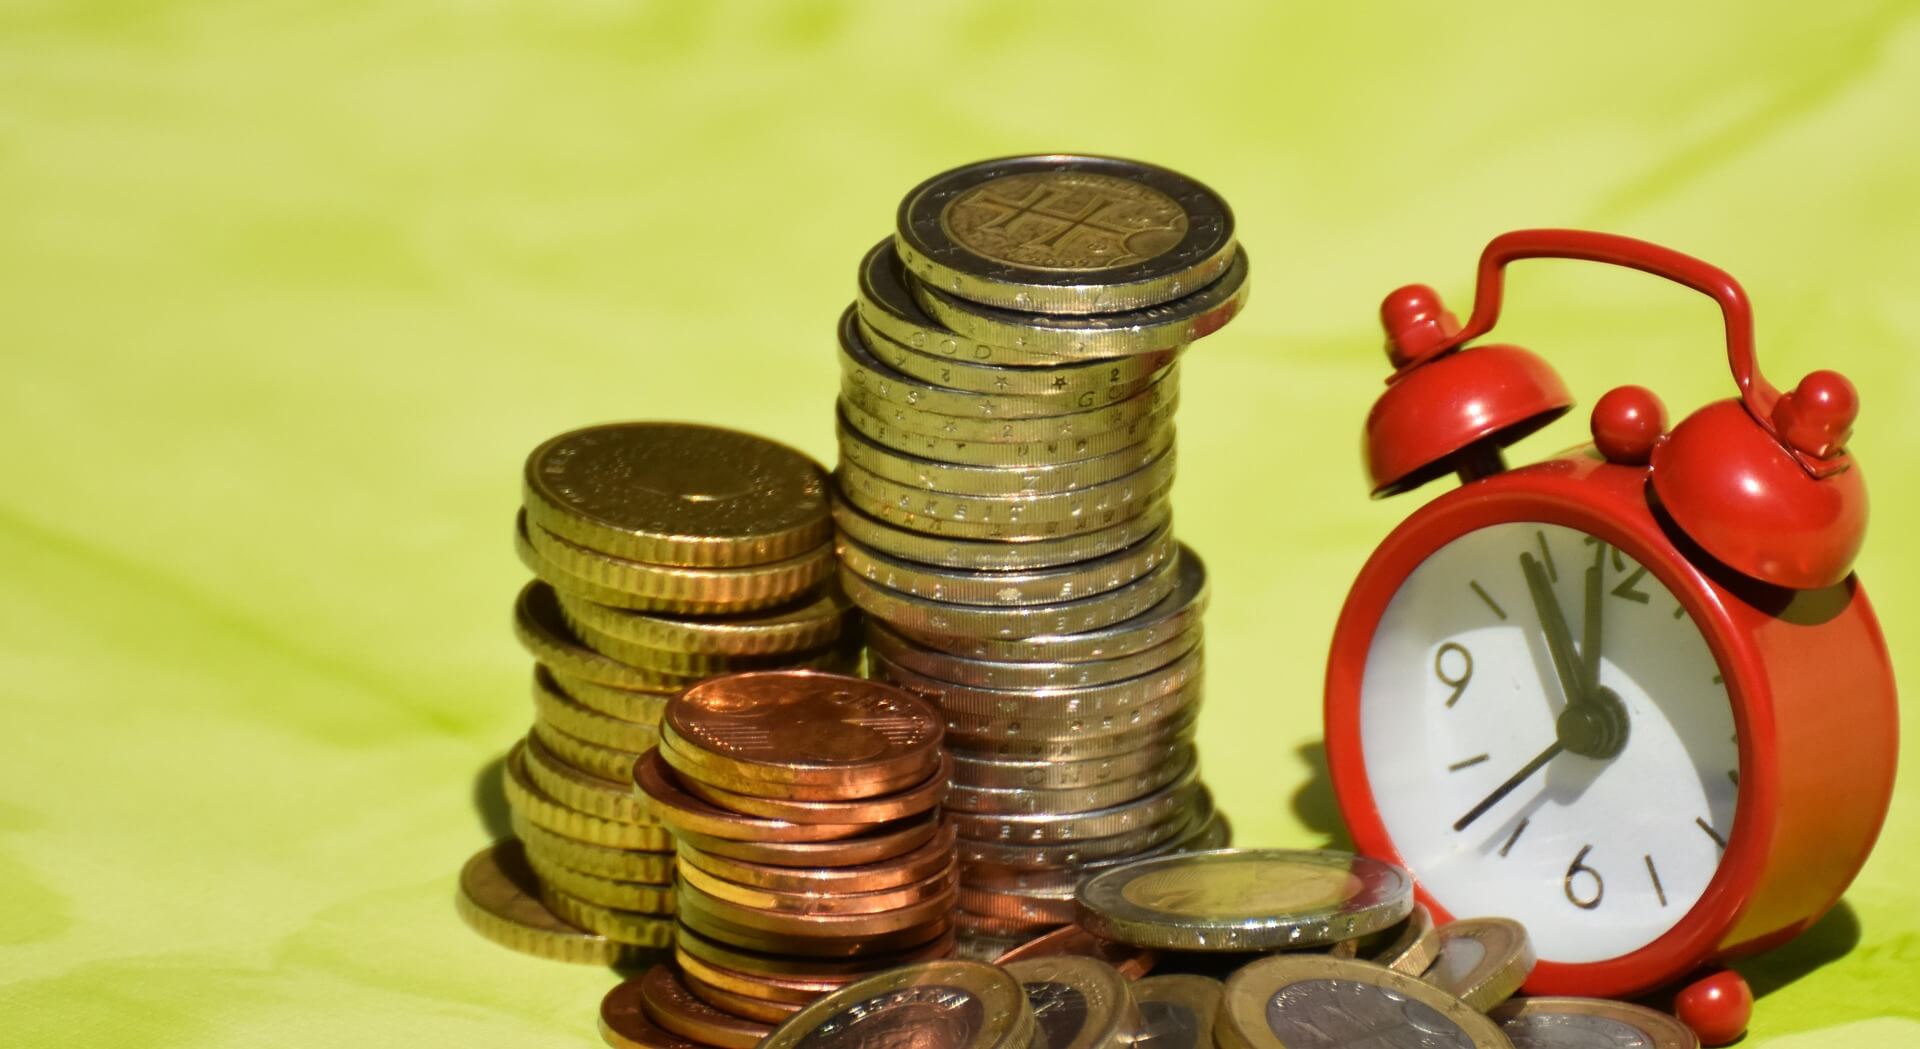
[472,753,512,841]
[1291,741,1354,851]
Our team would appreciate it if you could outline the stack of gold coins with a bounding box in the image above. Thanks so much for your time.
[620,669,960,1047]
[459,422,859,964]
[827,155,1247,957]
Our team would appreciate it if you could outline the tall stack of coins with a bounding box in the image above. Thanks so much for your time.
[827,154,1248,955]
[459,422,858,964]
[621,670,960,1047]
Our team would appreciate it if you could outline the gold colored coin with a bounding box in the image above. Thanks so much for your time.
[913,247,1250,361]
[854,302,1173,400]
[838,309,1106,420]
[854,238,1060,368]
[540,886,676,948]
[896,155,1236,315]
[532,667,660,751]
[520,731,659,825]
[835,446,1175,534]
[569,611,851,679]
[513,582,702,692]
[838,392,1179,469]
[526,850,677,914]
[517,514,690,613]
[502,741,673,851]
[531,717,648,783]
[836,407,1176,498]
[1217,955,1509,1049]
[455,840,647,966]
[840,556,1179,640]
[511,810,674,884]
[527,515,832,613]
[1130,975,1224,1049]
[545,667,672,724]
[1419,917,1536,1012]
[840,365,1175,444]
[553,585,854,657]
[522,422,830,567]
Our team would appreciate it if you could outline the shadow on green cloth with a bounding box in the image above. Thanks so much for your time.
[473,753,511,840]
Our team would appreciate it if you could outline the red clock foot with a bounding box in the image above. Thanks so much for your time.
[1674,969,1752,1046]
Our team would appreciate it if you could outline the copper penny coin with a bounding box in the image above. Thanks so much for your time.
[663,670,943,799]
[673,811,942,868]
[600,976,703,1049]
[678,853,957,916]
[679,889,955,958]
[678,966,806,1024]
[635,964,772,1049]
[677,820,957,894]
[632,749,875,843]
[676,924,957,980]
[954,908,1059,940]
[677,750,951,826]
[675,872,957,939]
[994,924,1158,980]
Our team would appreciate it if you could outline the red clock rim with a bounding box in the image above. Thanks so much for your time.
[1322,464,1777,998]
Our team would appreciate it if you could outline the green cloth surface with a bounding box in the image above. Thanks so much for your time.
[3,1,1917,1044]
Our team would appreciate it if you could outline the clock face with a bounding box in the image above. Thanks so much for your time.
[1359,522,1738,964]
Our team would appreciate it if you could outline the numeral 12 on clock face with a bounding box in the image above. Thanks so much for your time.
[1358,522,1738,965]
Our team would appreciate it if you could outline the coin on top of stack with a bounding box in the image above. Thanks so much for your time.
[619,669,959,1047]
[829,154,1248,957]
[462,421,859,965]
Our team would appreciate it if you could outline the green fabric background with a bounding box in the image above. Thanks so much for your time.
[3,2,1916,1044]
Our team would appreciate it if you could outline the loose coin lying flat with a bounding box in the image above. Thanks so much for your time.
[454,840,643,966]
[760,960,1037,1049]
[1077,849,1413,952]
[897,547,1207,662]
[995,923,1157,980]
[1129,975,1223,1049]
[895,154,1237,315]
[915,246,1250,360]
[523,422,830,568]
[1490,996,1700,1049]
[1420,916,1537,1012]
[661,670,944,799]
[1004,956,1141,1049]
[1217,955,1510,1049]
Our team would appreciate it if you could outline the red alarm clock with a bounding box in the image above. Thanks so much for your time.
[1323,229,1898,1000]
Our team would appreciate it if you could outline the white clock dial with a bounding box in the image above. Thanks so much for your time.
[1359,522,1738,964]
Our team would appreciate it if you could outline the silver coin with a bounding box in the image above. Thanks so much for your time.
[856,311,1174,400]
[1003,956,1141,1049]
[893,547,1207,662]
[1489,998,1699,1049]
[944,696,1202,762]
[839,556,1179,641]
[854,238,1061,368]
[836,408,1175,498]
[946,743,1197,815]
[1130,975,1223,1049]
[834,446,1176,532]
[837,392,1179,468]
[839,365,1176,445]
[832,496,1173,573]
[948,733,1195,791]
[895,154,1236,315]
[869,622,1200,690]
[873,644,1202,718]
[948,767,1200,845]
[838,307,1102,421]
[955,794,1203,871]
[837,523,1175,609]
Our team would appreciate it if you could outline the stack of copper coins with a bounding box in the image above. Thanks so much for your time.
[460,422,859,964]
[617,670,960,1047]
[825,155,1244,958]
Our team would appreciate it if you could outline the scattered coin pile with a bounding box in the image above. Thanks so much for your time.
[459,422,859,963]
[826,154,1250,956]
[620,670,960,1047]
[645,848,1697,1049]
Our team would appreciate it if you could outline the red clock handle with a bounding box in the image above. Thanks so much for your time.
[1431,229,1782,419]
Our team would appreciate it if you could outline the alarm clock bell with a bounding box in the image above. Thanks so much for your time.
[1363,229,1868,592]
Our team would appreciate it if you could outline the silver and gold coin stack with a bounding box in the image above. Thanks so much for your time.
[459,421,859,963]
[826,154,1249,956]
